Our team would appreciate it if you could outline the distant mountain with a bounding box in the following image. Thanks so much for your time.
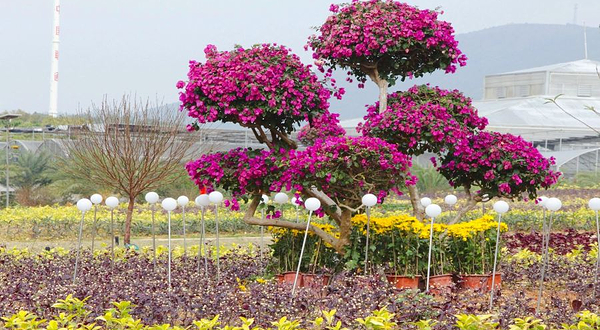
[330,23,600,120]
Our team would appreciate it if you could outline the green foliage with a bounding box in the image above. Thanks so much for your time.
[0,110,85,128]
[558,172,600,189]
[51,295,91,322]
[455,314,498,330]
[356,307,397,330]
[411,164,451,194]
[562,311,600,330]
[13,151,55,188]
[5,299,600,330]
[509,317,547,330]
[412,319,439,330]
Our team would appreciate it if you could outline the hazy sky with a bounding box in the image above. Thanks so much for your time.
[1,0,600,116]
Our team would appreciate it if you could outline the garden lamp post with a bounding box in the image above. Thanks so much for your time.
[90,193,103,254]
[538,196,549,263]
[209,191,224,280]
[274,192,289,204]
[0,113,21,208]
[177,196,190,256]
[260,194,269,258]
[274,192,289,256]
[444,194,458,220]
[490,200,509,310]
[362,193,377,273]
[421,197,432,208]
[195,194,210,274]
[105,196,119,263]
[161,197,178,288]
[145,192,159,269]
[74,198,92,283]
[588,198,600,298]
[425,204,442,292]
[292,197,321,297]
[536,197,561,314]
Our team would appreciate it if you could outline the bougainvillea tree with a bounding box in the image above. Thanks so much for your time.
[308,0,467,112]
[180,44,413,253]
[437,131,560,220]
[357,84,488,217]
[308,0,468,218]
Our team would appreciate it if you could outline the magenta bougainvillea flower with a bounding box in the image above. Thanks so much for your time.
[185,134,415,212]
[438,131,561,200]
[307,0,467,84]
[297,111,346,146]
[359,85,488,155]
[177,44,338,134]
[280,135,414,205]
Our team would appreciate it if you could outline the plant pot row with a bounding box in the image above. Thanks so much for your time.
[386,273,502,294]
[276,271,331,288]
[275,272,501,294]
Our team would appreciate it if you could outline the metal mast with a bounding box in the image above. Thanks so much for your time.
[49,0,60,117]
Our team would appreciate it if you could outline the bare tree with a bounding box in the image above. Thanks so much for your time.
[64,95,198,244]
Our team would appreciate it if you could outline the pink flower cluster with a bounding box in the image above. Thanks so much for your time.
[358,85,488,155]
[185,148,284,207]
[438,131,561,200]
[178,44,333,133]
[307,0,467,84]
[280,135,415,206]
[186,135,415,210]
[297,111,346,145]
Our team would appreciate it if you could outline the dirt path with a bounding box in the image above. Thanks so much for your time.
[3,235,274,251]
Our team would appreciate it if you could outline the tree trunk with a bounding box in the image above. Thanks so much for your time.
[242,194,350,255]
[448,186,481,225]
[407,185,425,220]
[336,209,353,253]
[377,78,388,113]
[363,65,389,113]
[124,196,135,244]
[449,198,478,225]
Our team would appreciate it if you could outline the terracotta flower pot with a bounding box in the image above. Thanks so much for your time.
[459,274,490,291]
[487,273,502,291]
[386,274,422,289]
[276,272,300,286]
[301,273,331,288]
[427,274,454,295]
[459,273,502,291]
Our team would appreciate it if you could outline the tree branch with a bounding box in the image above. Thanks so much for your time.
[242,194,345,253]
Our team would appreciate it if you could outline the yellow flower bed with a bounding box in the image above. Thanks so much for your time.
[270,214,507,240]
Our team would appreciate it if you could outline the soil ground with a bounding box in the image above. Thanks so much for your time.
[3,234,274,251]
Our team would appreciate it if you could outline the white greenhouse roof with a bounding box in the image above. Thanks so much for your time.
[501,59,600,75]
[339,95,600,143]
[541,148,600,168]
[474,95,600,142]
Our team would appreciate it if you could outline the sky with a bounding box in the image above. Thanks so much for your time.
[1,0,600,117]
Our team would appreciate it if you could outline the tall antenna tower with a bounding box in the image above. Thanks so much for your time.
[573,4,578,25]
[49,0,60,118]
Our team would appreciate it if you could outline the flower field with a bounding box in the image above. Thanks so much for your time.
[2,242,600,329]
[2,188,600,242]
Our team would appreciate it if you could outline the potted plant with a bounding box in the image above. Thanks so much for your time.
[426,238,455,295]
[385,220,423,289]
[301,238,333,289]
[270,223,336,288]
[449,215,505,291]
